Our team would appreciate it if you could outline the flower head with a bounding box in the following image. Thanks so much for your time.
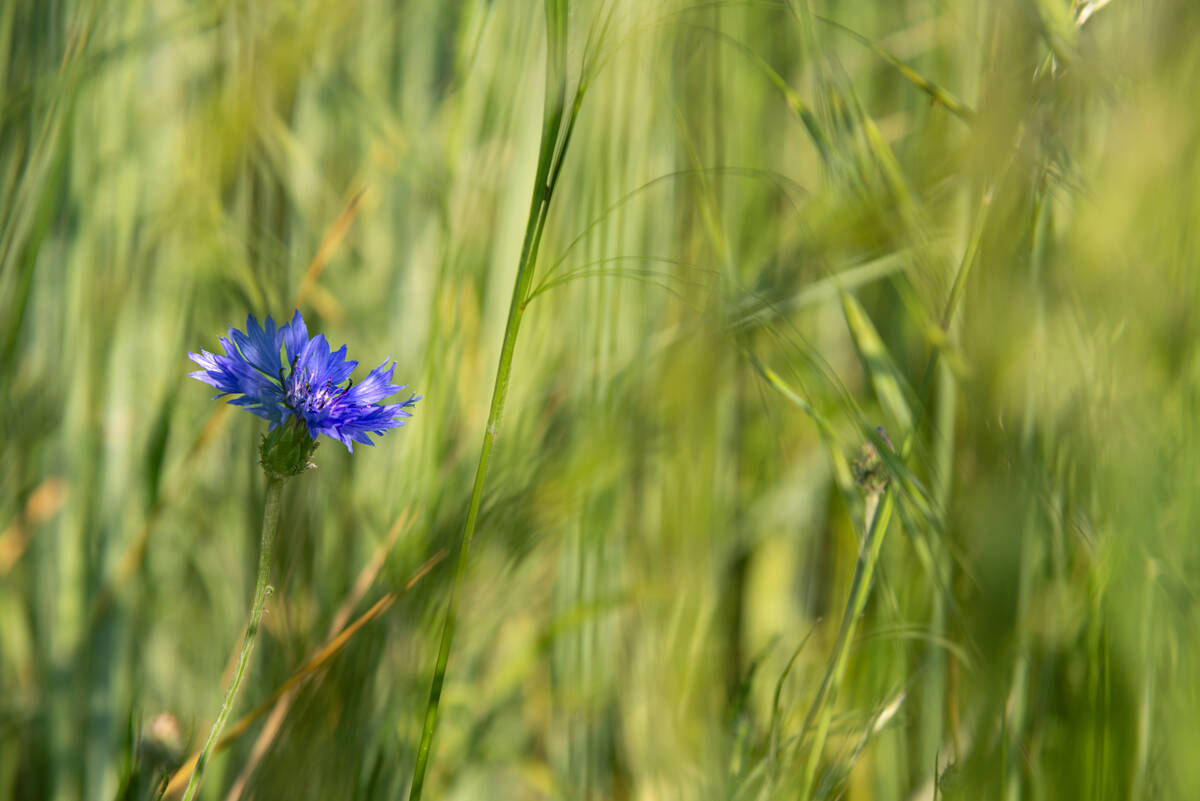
[189,311,419,455]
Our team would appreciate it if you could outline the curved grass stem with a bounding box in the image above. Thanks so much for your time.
[181,474,283,801]
[797,487,895,799]
[406,3,579,799]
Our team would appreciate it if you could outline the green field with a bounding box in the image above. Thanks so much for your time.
[2,0,1199,798]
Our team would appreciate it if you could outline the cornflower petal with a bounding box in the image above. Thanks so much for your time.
[341,360,403,404]
[283,309,309,368]
[230,314,284,378]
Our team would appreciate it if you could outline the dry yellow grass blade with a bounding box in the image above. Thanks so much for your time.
[0,478,68,577]
[293,186,368,311]
[163,545,445,797]
[223,506,418,801]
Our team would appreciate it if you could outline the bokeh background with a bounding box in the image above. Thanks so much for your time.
[2,0,1199,799]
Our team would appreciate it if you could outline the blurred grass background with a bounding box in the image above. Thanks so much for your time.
[2,0,1199,798]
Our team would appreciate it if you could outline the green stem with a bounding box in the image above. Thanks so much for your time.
[798,487,895,799]
[406,5,572,799]
[182,475,283,801]
[1131,558,1156,801]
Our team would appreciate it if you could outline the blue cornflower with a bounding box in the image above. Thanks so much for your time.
[189,311,419,454]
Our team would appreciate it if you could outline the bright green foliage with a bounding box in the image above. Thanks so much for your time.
[2,1,1199,800]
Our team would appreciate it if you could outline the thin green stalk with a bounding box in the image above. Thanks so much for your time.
[182,474,283,801]
[797,487,895,799]
[406,4,576,799]
[815,15,976,123]
[1131,558,1157,801]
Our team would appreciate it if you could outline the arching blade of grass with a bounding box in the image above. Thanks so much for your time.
[532,165,809,296]
[749,355,859,513]
[839,290,916,433]
[726,251,908,334]
[681,22,833,167]
[816,15,976,124]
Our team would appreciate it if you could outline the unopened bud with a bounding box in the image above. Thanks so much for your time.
[260,415,318,479]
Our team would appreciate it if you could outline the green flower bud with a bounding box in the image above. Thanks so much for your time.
[260,416,319,479]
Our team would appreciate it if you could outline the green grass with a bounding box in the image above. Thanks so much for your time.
[2,0,1199,799]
